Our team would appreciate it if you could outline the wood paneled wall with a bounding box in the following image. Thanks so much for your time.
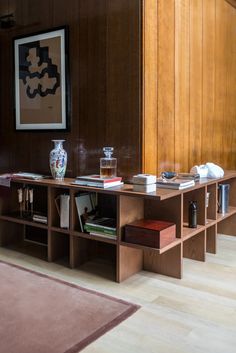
[143,0,236,175]
[1,0,235,179]
[0,0,142,180]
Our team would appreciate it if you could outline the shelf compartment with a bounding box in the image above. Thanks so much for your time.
[182,223,205,240]
[0,182,48,217]
[70,235,116,281]
[144,195,182,237]
[48,231,70,266]
[183,230,205,261]
[0,221,48,261]
[72,191,117,233]
[49,186,70,229]
[183,187,206,226]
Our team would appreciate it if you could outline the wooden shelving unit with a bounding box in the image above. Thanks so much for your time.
[0,171,236,282]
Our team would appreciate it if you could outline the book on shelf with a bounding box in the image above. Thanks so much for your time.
[133,183,156,193]
[74,193,97,232]
[12,172,46,180]
[88,230,117,240]
[32,214,48,224]
[76,175,122,184]
[85,217,116,231]
[84,223,116,236]
[156,178,195,190]
[72,179,123,188]
[72,174,123,188]
[55,194,70,229]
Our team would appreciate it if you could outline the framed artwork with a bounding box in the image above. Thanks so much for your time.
[14,27,69,131]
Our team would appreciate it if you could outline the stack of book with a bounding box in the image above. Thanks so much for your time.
[72,175,123,188]
[12,172,46,180]
[84,217,117,240]
[156,178,195,190]
[32,214,47,224]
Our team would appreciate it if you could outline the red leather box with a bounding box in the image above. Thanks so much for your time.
[124,219,176,248]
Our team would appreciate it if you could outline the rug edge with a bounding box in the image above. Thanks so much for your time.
[64,304,140,353]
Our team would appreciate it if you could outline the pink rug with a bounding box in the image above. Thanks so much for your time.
[0,260,139,353]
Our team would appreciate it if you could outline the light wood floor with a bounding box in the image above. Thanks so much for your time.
[0,234,236,353]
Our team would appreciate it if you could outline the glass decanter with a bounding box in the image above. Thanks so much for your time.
[100,147,117,178]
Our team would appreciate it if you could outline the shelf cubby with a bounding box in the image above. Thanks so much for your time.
[0,172,236,282]
[49,186,70,229]
[183,230,206,262]
[48,230,70,266]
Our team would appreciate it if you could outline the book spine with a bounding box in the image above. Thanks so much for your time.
[89,231,117,239]
[84,224,116,235]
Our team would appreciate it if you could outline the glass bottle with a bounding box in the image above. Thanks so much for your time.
[100,147,117,178]
[188,201,197,228]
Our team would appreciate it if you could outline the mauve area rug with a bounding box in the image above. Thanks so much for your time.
[0,260,139,353]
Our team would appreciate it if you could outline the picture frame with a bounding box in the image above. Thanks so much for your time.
[14,26,69,131]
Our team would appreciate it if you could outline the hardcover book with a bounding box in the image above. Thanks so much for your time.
[76,175,122,184]
[72,180,123,188]
[156,178,195,190]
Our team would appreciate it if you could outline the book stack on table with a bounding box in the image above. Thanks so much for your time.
[84,217,117,240]
[72,175,123,188]
[156,178,195,190]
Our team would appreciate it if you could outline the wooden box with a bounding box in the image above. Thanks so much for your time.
[124,219,176,248]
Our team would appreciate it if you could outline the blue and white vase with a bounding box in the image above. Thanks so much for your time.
[49,140,67,180]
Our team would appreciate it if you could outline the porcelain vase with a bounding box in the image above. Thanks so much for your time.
[49,140,67,180]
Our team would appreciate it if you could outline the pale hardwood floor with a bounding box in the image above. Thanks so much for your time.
[0,234,236,353]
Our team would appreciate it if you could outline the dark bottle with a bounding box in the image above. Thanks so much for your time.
[188,201,197,228]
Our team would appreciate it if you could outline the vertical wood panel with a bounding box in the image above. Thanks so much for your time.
[142,0,158,174]
[221,1,236,168]
[202,0,216,164]
[227,4,236,167]
[157,0,175,173]
[189,0,203,168]
[214,0,229,165]
[174,0,190,172]
[143,0,236,175]
[107,0,142,180]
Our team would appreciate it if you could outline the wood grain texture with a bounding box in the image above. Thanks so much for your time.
[157,0,175,173]
[0,0,235,180]
[143,0,236,175]
[189,0,203,168]
[0,0,141,179]
[142,0,158,174]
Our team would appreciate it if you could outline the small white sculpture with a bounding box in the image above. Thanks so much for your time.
[190,163,224,179]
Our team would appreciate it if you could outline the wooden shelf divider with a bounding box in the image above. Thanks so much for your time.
[0,171,236,281]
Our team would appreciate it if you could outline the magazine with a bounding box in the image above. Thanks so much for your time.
[75,193,97,232]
